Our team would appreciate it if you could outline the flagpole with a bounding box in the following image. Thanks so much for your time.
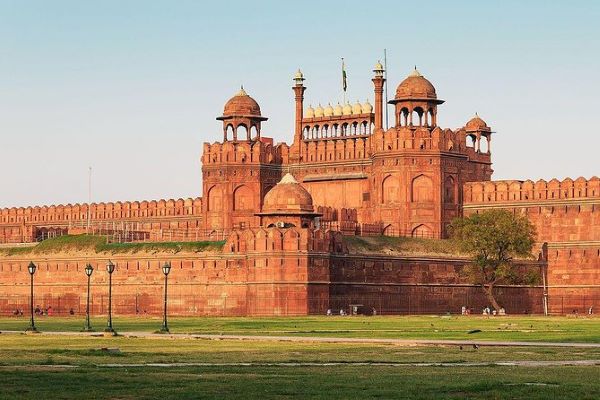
[384,49,389,130]
[87,166,91,234]
[342,57,346,104]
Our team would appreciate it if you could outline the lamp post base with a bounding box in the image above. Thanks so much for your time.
[82,327,94,333]
[103,327,117,337]
[158,327,170,334]
[25,327,40,334]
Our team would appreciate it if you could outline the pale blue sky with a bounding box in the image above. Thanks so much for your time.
[1,0,599,207]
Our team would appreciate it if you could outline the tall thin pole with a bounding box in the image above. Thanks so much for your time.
[107,272,113,331]
[161,273,169,332]
[87,167,92,233]
[85,274,92,331]
[384,49,389,130]
[29,273,35,330]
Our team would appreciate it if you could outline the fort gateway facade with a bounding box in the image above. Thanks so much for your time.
[0,63,598,315]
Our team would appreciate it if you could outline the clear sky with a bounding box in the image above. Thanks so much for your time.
[1,0,599,208]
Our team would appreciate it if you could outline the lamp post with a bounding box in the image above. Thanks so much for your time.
[160,262,172,333]
[105,260,116,335]
[26,262,38,333]
[83,263,94,332]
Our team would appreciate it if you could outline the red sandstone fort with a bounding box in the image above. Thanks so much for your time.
[0,63,598,316]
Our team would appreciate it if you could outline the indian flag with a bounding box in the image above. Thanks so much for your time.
[342,58,347,92]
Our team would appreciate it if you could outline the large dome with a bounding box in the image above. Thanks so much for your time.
[395,68,437,100]
[222,87,262,117]
[262,174,314,214]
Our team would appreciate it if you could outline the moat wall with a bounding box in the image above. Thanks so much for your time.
[0,252,545,317]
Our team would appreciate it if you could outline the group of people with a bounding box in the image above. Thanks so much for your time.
[326,309,347,316]
[461,305,506,316]
[12,305,76,317]
[34,305,54,316]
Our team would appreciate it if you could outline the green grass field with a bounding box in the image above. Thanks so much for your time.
[1,316,599,399]
[0,234,224,256]
[1,315,599,342]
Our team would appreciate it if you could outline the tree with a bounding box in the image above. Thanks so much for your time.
[449,209,537,311]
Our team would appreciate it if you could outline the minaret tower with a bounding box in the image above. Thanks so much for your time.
[292,69,306,162]
[372,61,385,132]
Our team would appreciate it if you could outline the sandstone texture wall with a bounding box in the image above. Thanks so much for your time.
[464,178,600,313]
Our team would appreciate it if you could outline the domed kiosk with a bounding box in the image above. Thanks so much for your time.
[388,68,444,127]
[217,87,268,141]
[465,113,491,133]
[256,173,321,228]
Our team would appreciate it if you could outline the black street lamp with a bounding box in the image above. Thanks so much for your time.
[83,263,94,332]
[105,260,116,335]
[160,262,172,333]
[26,262,38,333]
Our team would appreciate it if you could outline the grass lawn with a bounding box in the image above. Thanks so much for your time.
[1,315,599,342]
[0,334,599,399]
[1,315,599,399]
[0,235,224,256]
[1,364,599,400]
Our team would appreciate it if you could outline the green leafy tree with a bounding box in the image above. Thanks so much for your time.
[449,209,536,311]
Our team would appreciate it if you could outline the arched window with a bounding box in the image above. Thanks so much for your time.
[303,126,310,140]
[236,124,249,140]
[226,124,234,140]
[412,107,424,126]
[342,123,348,136]
[466,134,476,148]
[250,125,258,139]
[444,176,456,203]
[400,108,409,127]
[480,135,489,153]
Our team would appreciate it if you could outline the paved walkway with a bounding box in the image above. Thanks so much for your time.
[2,330,600,348]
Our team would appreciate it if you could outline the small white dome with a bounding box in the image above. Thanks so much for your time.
[362,99,373,113]
[305,104,314,118]
[352,100,363,115]
[333,102,343,116]
[294,69,304,81]
[314,104,324,118]
[342,102,352,115]
[324,103,334,117]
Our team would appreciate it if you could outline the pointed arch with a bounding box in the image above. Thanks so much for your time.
[207,185,223,212]
[411,174,433,202]
[233,185,254,211]
[411,224,432,238]
[382,175,400,204]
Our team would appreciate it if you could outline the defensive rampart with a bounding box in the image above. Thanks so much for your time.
[463,177,600,314]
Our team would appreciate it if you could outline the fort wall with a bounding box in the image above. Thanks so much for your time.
[0,197,203,244]
[463,177,600,313]
[0,247,544,317]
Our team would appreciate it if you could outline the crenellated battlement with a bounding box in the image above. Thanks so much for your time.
[202,138,290,166]
[372,126,491,160]
[224,226,346,254]
[463,177,600,204]
[0,197,203,225]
